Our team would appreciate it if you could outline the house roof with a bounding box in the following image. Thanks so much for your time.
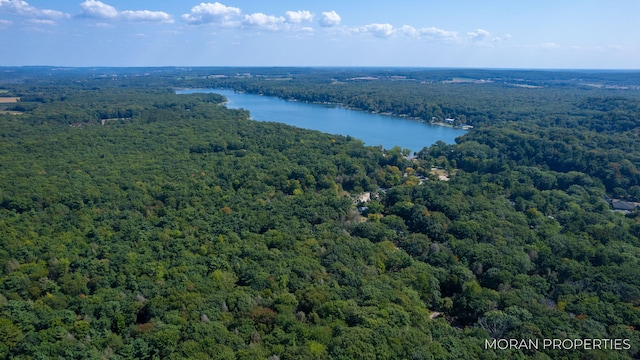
[610,199,638,211]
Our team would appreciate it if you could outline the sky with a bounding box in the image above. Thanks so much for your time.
[0,0,638,69]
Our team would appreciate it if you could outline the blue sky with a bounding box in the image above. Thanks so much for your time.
[0,0,638,68]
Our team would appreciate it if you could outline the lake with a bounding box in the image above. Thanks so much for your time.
[177,88,466,154]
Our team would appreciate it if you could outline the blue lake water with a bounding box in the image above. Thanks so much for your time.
[177,88,466,154]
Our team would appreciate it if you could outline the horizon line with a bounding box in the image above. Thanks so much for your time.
[2,65,640,72]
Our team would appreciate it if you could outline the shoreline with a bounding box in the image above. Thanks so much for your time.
[288,98,471,130]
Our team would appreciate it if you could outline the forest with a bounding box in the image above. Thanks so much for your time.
[0,67,640,359]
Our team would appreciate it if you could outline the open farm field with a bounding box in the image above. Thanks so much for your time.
[0,97,19,103]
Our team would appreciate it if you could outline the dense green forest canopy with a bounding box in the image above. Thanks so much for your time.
[1,67,640,359]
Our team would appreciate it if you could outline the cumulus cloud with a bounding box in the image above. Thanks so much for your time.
[467,28,491,42]
[79,0,173,23]
[355,24,458,42]
[357,23,395,38]
[79,0,118,19]
[243,11,314,31]
[418,27,458,40]
[182,2,241,26]
[121,10,173,23]
[182,3,316,31]
[467,29,511,44]
[243,13,284,30]
[398,25,419,38]
[493,33,511,43]
[347,23,463,42]
[285,10,312,24]
[0,0,69,20]
[319,10,340,27]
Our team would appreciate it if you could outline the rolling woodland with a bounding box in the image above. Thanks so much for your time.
[0,67,640,359]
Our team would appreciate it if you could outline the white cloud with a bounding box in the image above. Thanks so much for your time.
[244,10,315,30]
[467,29,511,44]
[467,28,491,42]
[285,10,312,24]
[79,0,173,23]
[38,9,68,20]
[349,23,461,42]
[0,0,69,20]
[398,25,419,38]
[182,2,241,26]
[353,24,458,41]
[121,10,173,23]
[357,23,395,38]
[182,4,315,31]
[319,10,340,27]
[79,0,117,19]
[493,34,512,43]
[418,27,458,41]
[243,12,284,30]
[0,18,11,27]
